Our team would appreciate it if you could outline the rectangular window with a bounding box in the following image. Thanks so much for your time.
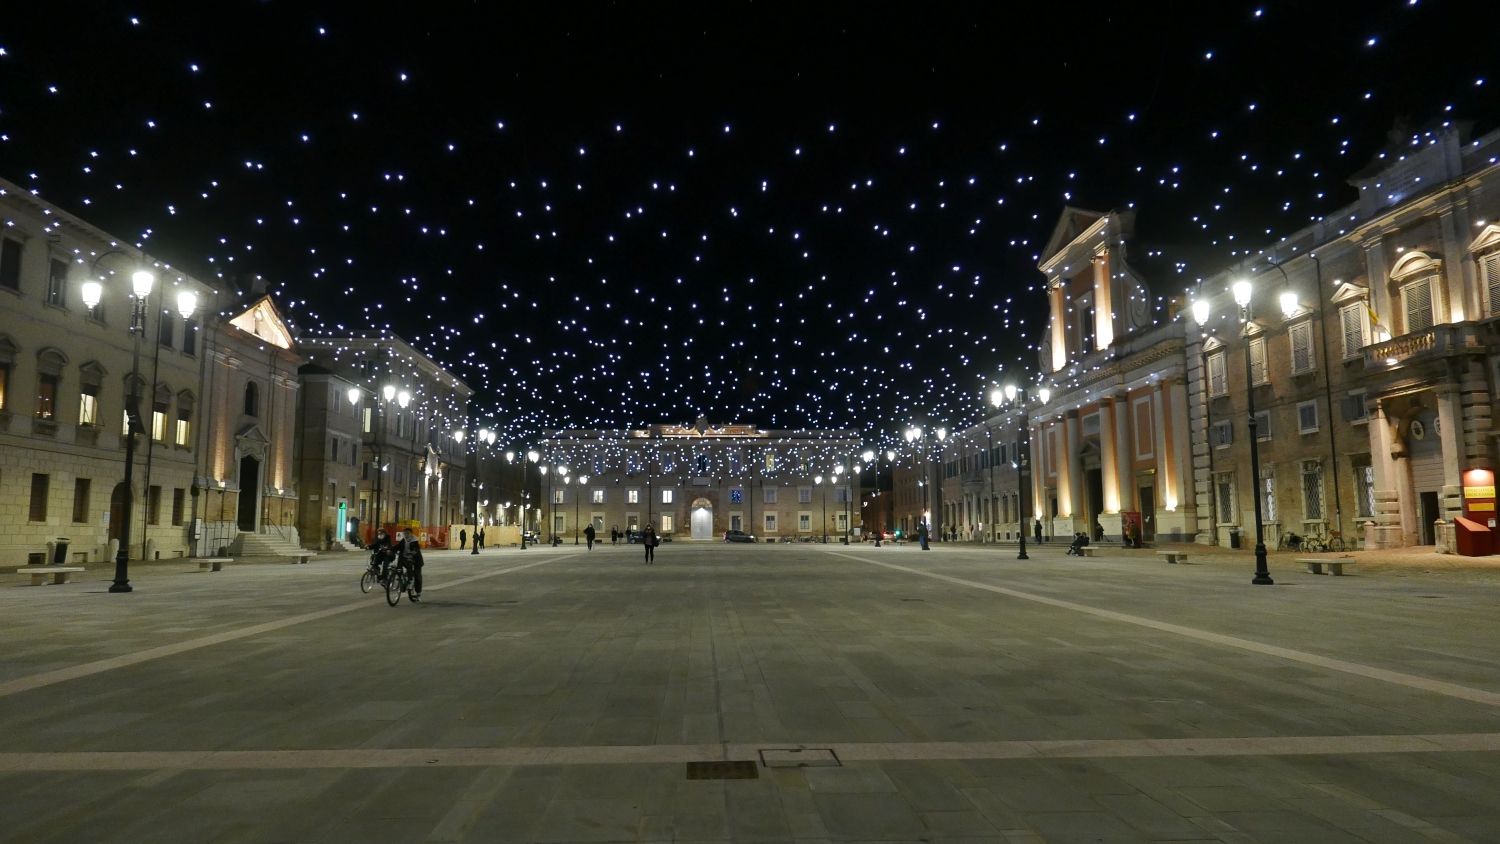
[1482,251,1500,316]
[1356,464,1376,519]
[626,488,639,504]
[1297,400,1319,434]
[78,388,99,427]
[763,486,777,504]
[171,488,185,526]
[591,488,604,504]
[148,485,162,525]
[72,477,90,523]
[362,406,372,433]
[183,319,198,356]
[1212,419,1233,448]
[0,238,21,290]
[36,373,58,419]
[175,410,191,446]
[799,512,811,530]
[1343,392,1368,423]
[1340,302,1368,359]
[1402,277,1434,333]
[798,486,812,504]
[1214,472,1234,524]
[158,313,175,348]
[1289,321,1314,374]
[1300,461,1324,520]
[764,512,777,532]
[661,489,674,504]
[46,258,67,306]
[1248,336,1268,385]
[764,452,775,471]
[29,473,49,521]
[151,404,168,441]
[1260,473,1278,523]
[1254,410,1272,441]
[835,487,849,504]
[660,514,674,532]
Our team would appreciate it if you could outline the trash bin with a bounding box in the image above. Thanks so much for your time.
[53,537,71,564]
[1228,529,1241,549]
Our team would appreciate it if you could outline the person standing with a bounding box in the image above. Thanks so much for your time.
[459,528,467,550]
[642,524,657,564]
[917,521,930,551]
[584,523,596,550]
[611,525,619,546]
[1034,518,1043,544]
[478,526,486,549]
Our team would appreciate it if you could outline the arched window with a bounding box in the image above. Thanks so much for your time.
[244,381,260,417]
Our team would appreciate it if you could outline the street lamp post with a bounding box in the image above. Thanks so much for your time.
[469,427,496,555]
[85,266,157,593]
[904,425,946,544]
[1231,280,1275,586]
[999,383,1042,560]
[576,474,589,544]
[850,463,861,543]
[884,449,895,542]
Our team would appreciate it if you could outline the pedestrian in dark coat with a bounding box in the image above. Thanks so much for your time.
[584,523,596,550]
[459,528,467,550]
[1034,519,1043,544]
[642,525,657,564]
[478,527,486,549]
[917,521,930,551]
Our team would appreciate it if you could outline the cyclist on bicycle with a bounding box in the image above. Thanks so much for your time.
[394,530,424,602]
[370,528,396,582]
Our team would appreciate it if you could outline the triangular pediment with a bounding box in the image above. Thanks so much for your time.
[228,295,295,350]
[1201,336,1226,353]
[235,422,270,445]
[1040,206,1108,266]
[1330,281,1370,304]
[1469,224,1500,255]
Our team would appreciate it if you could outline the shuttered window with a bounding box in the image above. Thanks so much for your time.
[1484,251,1500,316]
[1340,303,1368,359]
[1207,351,1227,397]
[1248,337,1268,385]
[1401,277,1434,333]
[1289,321,1314,374]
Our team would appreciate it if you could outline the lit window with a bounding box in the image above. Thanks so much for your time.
[78,388,99,426]
[661,489,674,504]
[35,373,58,419]
[151,404,168,441]
[626,489,639,504]
[175,410,192,446]
[591,488,604,504]
[660,514,674,532]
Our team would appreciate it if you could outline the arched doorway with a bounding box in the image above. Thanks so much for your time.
[690,497,713,540]
[238,455,260,532]
[109,482,128,543]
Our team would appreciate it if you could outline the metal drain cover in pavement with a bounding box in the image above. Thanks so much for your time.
[759,747,842,768]
[685,760,759,780]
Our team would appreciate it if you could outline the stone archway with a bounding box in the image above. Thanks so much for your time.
[690,497,713,540]
[237,455,260,532]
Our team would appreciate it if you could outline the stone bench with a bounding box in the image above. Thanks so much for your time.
[1079,546,1098,557]
[195,557,234,572]
[278,552,317,565]
[1157,550,1189,565]
[15,566,85,586]
[1299,557,1356,576]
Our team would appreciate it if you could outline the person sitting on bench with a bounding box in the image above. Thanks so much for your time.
[1067,532,1090,556]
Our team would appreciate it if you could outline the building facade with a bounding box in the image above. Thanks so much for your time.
[941,409,1026,542]
[1188,124,1500,552]
[539,419,861,541]
[297,335,471,547]
[1029,209,1195,543]
[0,179,254,564]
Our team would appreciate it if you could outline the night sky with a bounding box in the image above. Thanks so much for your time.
[2,1,1494,451]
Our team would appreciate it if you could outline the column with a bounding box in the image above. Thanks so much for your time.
[1049,282,1068,372]
[1153,382,1176,512]
[1436,386,1464,552]
[1030,424,1045,537]
[1363,236,1392,338]
[1367,401,1397,548]
[1438,209,1471,322]
[1061,410,1082,536]
[1112,394,1133,516]
[1093,249,1114,350]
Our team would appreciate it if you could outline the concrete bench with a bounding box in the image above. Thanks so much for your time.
[195,557,234,572]
[1299,557,1356,576]
[1079,546,1098,557]
[1157,550,1189,565]
[278,552,317,565]
[15,566,85,586]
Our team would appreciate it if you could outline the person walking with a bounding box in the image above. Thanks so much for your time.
[611,525,619,546]
[584,523,596,550]
[917,521,930,551]
[642,524,657,564]
[458,528,467,550]
[1033,518,1043,544]
[477,527,486,549]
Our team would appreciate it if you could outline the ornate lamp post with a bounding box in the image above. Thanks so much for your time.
[814,474,826,543]
[575,474,589,543]
[468,427,496,554]
[83,267,157,593]
[999,383,1046,560]
[884,449,895,541]
[1230,280,1274,585]
[904,425,947,540]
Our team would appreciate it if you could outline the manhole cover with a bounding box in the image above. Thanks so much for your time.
[759,748,841,768]
[685,760,758,780]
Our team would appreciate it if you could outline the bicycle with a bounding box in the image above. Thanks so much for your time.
[1303,528,1346,554]
[385,556,418,606]
[360,548,392,594]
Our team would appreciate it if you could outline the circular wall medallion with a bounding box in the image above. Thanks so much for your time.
[1409,420,1426,440]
